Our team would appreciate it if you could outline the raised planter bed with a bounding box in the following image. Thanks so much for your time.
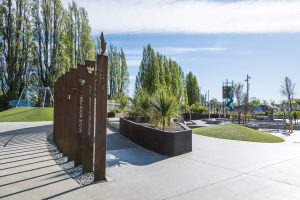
[119,117,192,156]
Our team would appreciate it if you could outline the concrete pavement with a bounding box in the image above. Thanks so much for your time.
[2,123,300,199]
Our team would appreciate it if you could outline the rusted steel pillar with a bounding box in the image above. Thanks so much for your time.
[54,76,65,153]
[64,72,72,158]
[94,33,108,181]
[75,65,86,166]
[70,68,79,165]
[53,77,59,147]
[65,70,76,161]
[53,33,108,181]
[60,75,66,155]
[82,60,95,172]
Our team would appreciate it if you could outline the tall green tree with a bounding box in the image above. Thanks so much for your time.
[66,1,94,68]
[0,0,94,109]
[280,76,295,112]
[113,46,121,94]
[186,71,200,106]
[233,82,245,124]
[107,43,129,99]
[119,48,129,95]
[136,44,185,100]
[0,0,34,107]
[32,0,67,91]
[136,44,159,94]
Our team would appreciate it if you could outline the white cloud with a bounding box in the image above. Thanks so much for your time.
[62,0,300,34]
[124,49,142,56]
[126,57,141,67]
[124,46,227,57]
[157,47,228,54]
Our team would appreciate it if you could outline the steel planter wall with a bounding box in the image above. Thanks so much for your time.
[120,117,192,156]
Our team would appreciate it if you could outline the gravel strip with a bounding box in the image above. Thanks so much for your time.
[46,133,95,186]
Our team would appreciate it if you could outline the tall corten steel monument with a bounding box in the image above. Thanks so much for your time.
[53,32,108,182]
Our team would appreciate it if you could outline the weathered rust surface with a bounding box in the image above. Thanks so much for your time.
[94,54,108,181]
[82,60,95,172]
[75,65,85,166]
[53,77,60,148]
[59,76,66,155]
[71,69,79,165]
[53,33,108,180]
[120,117,192,156]
[64,72,72,158]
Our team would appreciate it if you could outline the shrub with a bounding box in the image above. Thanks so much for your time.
[110,108,121,114]
[151,88,178,130]
[293,111,300,119]
[190,103,208,114]
[116,94,128,112]
[127,89,152,122]
[136,88,152,120]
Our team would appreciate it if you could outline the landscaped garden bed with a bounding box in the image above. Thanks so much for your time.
[120,117,192,156]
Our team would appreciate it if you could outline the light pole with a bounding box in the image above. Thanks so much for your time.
[245,74,251,113]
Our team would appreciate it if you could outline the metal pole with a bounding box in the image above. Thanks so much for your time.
[208,90,210,119]
[245,75,251,113]
[16,87,26,107]
[42,88,47,108]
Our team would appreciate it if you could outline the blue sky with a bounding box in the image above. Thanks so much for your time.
[105,33,300,102]
[62,0,300,102]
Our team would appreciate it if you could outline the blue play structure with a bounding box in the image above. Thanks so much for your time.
[9,100,35,107]
[9,85,53,108]
[223,80,234,112]
[226,97,234,111]
[252,106,264,113]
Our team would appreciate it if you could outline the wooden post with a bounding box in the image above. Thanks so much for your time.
[94,53,108,181]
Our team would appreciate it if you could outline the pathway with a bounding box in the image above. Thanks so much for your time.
[1,123,300,199]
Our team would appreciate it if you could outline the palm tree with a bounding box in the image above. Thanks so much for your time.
[136,88,152,121]
[151,88,178,130]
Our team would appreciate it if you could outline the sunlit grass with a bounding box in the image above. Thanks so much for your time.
[193,124,284,143]
[0,107,53,122]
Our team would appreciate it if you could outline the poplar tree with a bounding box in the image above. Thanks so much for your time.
[113,46,120,95]
[119,48,129,95]
[66,1,94,68]
[186,71,200,105]
[0,0,94,108]
[32,0,67,91]
[0,0,34,107]
[136,44,186,100]
[107,44,129,99]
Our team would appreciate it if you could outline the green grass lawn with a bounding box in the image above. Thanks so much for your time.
[193,124,284,143]
[0,107,53,122]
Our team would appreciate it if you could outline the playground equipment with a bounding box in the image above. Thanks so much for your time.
[223,80,234,112]
[9,86,54,108]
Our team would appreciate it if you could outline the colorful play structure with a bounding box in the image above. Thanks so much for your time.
[223,80,234,112]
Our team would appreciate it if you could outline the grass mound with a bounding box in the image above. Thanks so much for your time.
[193,124,284,143]
[0,107,53,122]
